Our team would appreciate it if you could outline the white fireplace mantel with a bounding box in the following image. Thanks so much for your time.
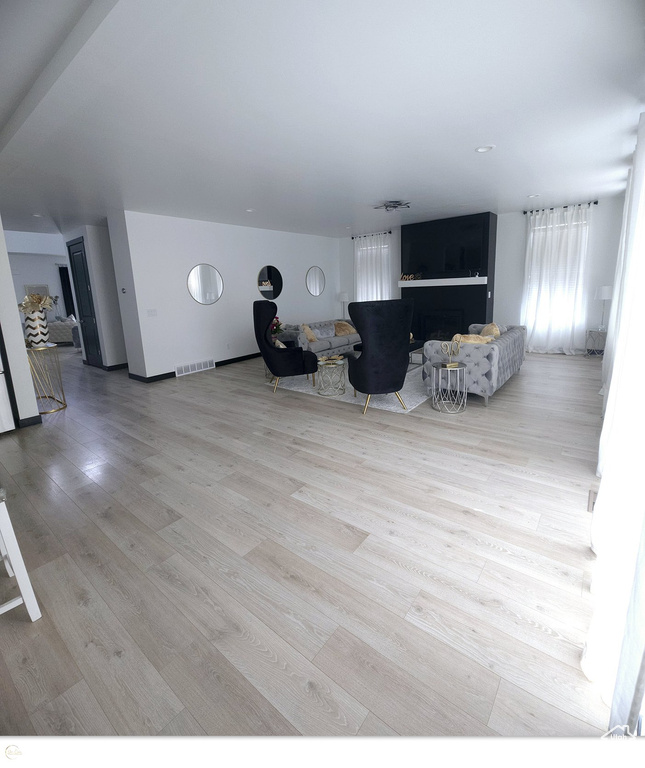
[398,276,488,288]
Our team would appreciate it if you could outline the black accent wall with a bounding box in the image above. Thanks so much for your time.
[400,212,497,341]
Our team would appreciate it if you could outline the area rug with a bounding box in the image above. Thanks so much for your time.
[268,367,430,413]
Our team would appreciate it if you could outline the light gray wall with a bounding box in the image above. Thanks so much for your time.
[8,252,68,318]
[492,197,624,328]
[110,210,344,378]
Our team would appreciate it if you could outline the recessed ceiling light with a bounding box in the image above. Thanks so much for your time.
[32,213,43,217]
[245,208,255,213]
[475,145,495,153]
[527,194,541,198]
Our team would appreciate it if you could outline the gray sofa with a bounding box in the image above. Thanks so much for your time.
[280,319,361,357]
[422,324,527,404]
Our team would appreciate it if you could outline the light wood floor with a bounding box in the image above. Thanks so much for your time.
[0,347,608,737]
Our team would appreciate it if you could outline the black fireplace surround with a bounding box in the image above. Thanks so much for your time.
[400,212,497,341]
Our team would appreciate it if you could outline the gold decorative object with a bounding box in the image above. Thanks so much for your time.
[440,339,461,368]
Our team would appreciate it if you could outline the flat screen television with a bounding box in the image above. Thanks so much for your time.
[401,212,496,280]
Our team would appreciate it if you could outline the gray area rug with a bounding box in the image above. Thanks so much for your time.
[269,366,430,413]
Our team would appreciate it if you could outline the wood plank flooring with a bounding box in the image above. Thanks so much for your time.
[0,348,608,736]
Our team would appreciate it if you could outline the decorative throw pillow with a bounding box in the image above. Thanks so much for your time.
[274,338,286,348]
[452,333,494,344]
[314,323,335,339]
[301,324,317,343]
[480,322,501,338]
[335,321,357,336]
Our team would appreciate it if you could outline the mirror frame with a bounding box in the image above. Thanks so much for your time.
[257,265,283,300]
[305,266,325,296]
[187,263,224,305]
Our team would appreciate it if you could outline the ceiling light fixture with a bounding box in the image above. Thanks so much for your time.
[32,213,43,217]
[245,208,255,213]
[527,194,541,198]
[475,145,495,153]
[373,200,411,212]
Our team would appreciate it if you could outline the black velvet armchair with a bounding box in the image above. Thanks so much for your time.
[253,300,318,392]
[347,299,414,414]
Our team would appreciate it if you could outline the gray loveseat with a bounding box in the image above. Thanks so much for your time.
[280,319,361,357]
[422,324,527,405]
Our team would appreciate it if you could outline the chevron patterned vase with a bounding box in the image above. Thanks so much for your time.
[24,310,50,347]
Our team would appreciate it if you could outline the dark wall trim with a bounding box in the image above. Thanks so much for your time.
[216,352,261,367]
[83,360,128,372]
[18,415,42,428]
[128,371,176,384]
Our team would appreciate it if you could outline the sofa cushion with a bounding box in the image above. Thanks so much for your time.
[334,321,357,336]
[302,324,317,343]
[314,322,335,339]
[480,322,501,338]
[453,333,494,344]
[308,339,332,353]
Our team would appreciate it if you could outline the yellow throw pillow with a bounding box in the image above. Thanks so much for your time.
[302,324,317,343]
[334,321,356,336]
[452,333,494,344]
[480,322,501,338]
[274,338,286,348]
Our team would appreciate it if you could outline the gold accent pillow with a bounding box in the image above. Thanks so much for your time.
[480,322,501,338]
[334,321,356,336]
[452,333,494,344]
[274,338,286,348]
[302,324,317,343]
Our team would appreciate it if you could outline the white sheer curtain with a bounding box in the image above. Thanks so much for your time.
[354,232,392,301]
[581,113,645,733]
[521,205,591,354]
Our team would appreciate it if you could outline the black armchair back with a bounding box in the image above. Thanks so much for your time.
[347,299,413,400]
[253,301,318,386]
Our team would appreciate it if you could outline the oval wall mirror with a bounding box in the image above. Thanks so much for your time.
[257,265,283,300]
[305,266,325,296]
[187,264,224,305]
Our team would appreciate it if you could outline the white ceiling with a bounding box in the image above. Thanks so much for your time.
[0,0,644,238]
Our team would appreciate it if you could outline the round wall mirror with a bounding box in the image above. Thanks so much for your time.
[257,265,283,300]
[187,264,224,304]
[306,266,325,296]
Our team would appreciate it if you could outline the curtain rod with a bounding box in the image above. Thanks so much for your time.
[352,230,391,239]
[523,200,598,215]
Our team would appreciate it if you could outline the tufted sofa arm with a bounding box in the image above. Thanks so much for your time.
[422,325,526,404]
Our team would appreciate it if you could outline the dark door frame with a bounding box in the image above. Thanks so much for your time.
[66,237,102,368]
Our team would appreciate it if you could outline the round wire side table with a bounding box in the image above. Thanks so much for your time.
[430,362,467,414]
[26,344,67,414]
[317,358,346,396]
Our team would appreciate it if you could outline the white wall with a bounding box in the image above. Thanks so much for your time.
[585,196,625,329]
[8,252,68,318]
[3,231,66,257]
[492,197,624,329]
[63,224,127,368]
[0,220,39,423]
[110,211,343,378]
[493,211,526,325]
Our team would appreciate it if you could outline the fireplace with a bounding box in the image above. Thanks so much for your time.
[424,310,463,341]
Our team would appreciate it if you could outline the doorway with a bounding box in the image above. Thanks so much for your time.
[66,237,102,368]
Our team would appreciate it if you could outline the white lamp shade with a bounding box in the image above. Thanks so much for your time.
[338,292,349,302]
[594,285,613,301]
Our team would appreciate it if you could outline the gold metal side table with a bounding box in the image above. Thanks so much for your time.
[26,344,67,414]
[317,358,346,396]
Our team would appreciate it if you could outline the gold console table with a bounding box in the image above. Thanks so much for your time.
[27,344,67,414]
